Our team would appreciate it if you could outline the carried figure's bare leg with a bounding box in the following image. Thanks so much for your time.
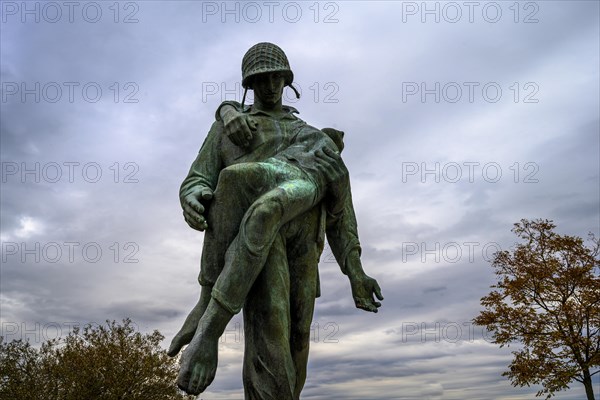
[177,298,232,395]
[168,286,211,357]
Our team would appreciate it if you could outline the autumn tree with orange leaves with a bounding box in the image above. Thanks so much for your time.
[474,219,599,399]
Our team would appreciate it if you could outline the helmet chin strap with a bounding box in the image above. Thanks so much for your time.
[288,83,301,99]
[241,87,248,109]
[240,82,300,109]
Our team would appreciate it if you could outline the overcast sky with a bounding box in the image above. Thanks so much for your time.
[1,1,599,399]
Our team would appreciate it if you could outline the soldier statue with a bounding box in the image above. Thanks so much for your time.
[169,42,383,399]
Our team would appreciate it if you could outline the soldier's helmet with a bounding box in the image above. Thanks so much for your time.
[241,42,294,89]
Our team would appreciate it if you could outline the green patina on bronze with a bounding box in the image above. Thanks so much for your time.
[168,42,383,399]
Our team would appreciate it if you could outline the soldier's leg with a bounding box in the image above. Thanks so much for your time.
[243,233,296,400]
[241,206,322,400]
[286,207,322,399]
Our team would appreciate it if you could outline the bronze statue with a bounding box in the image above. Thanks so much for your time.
[169,42,383,399]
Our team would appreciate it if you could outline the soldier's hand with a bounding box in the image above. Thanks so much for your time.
[182,187,213,231]
[223,110,257,148]
[350,274,384,313]
[315,146,349,184]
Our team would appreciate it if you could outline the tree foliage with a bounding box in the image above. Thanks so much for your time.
[0,319,194,400]
[474,219,600,399]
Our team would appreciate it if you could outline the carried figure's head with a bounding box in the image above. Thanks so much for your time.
[241,42,300,108]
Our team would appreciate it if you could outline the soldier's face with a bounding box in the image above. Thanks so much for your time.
[252,72,285,106]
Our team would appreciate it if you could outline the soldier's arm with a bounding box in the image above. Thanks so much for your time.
[325,188,359,275]
[326,190,383,313]
[180,121,224,231]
